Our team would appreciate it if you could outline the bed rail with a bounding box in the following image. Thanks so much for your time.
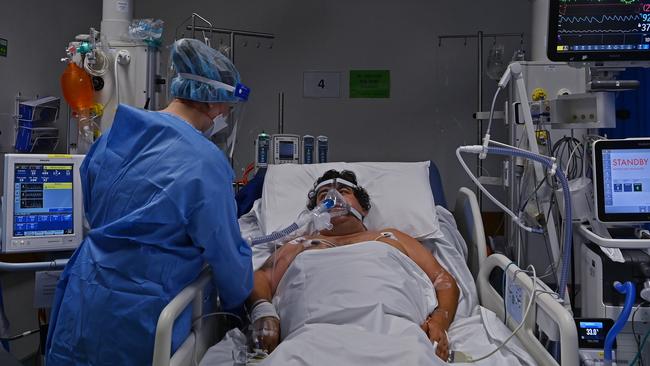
[153,267,213,366]
[453,187,487,279]
[477,254,578,365]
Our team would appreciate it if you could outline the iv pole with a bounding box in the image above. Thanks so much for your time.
[438,31,525,209]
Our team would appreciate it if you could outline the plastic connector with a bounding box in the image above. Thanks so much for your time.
[548,157,558,176]
[497,68,512,89]
[479,134,490,160]
[458,145,485,154]
[312,211,333,231]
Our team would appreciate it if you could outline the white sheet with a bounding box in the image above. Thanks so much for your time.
[241,204,481,318]
[202,206,538,366]
[200,241,535,366]
[273,242,437,340]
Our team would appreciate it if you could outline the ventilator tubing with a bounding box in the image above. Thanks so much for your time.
[249,189,350,246]
[604,281,635,364]
[484,146,572,301]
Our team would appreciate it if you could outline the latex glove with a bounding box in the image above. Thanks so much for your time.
[252,316,280,353]
[421,317,449,361]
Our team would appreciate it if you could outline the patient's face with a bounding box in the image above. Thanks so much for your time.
[316,185,367,228]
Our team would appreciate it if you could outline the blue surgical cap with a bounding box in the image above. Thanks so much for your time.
[170,38,243,103]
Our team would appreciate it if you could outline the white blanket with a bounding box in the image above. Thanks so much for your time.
[200,240,535,366]
[200,206,537,366]
[273,242,436,340]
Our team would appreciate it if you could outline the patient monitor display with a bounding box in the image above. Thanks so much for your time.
[14,163,74,237]
[547,0,650,62]
[2,154,85,253]
[594,139,650,223]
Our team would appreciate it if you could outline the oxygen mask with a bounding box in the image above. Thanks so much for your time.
[313,188,350,215]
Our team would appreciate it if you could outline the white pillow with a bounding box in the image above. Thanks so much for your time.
[259,162,443,240]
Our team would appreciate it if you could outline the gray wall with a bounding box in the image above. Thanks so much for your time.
[0,0,101,360]
[136,0,532,207]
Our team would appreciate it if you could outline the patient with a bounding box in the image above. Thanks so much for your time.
[247,170,460,362]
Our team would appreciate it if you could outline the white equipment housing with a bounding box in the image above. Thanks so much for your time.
[2,154,85,253]
[271,134,301,165]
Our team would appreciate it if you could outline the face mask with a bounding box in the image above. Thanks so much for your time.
[203,113,228,138]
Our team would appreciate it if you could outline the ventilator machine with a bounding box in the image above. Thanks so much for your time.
[453,0,650,364]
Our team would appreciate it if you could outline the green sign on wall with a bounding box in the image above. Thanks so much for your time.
[349,70,390,98]
[0,38,7,57]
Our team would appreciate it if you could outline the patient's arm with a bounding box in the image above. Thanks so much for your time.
[247,243,305,305]
[246,243,305,353]
[385,229,460,329]
[385,229,458,360]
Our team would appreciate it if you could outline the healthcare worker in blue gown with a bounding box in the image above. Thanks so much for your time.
[45,38,254,366]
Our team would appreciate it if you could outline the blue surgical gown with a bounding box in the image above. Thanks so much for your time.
[45,105,253,365]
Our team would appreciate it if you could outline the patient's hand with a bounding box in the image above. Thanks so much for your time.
[420,317,449,361]
[253,316,280,353]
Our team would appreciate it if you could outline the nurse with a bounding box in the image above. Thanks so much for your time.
[45,38,253,365]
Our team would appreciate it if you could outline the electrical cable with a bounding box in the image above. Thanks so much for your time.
[467,265,537,363]
[632,302,649,366]
[631,327,650,366]
[0,328,40,341]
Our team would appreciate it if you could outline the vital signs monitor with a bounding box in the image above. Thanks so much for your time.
[547,0,650,62]
[2,154,85,253]
[593,138,650,223]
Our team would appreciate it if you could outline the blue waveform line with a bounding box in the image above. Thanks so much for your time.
[559,14,640,23]
[558,28,639,33]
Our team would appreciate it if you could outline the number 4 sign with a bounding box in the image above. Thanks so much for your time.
[303,72,341,98]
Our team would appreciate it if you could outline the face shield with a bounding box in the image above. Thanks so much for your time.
[175,72,249,158]
[168,38,250,159]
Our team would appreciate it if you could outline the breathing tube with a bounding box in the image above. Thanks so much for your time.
[248,187,354,247]
[604,281,635,364]
[458,144,572,301]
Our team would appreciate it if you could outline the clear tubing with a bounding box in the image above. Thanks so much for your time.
[604,281,635,363]
[249,190,343,247]
[456,147,541,234]
[485,146,572,301]
[250,222,300,246]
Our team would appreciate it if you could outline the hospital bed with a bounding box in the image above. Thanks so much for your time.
[152,161,579,366]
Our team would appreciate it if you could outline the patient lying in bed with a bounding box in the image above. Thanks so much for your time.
[247,169,460,362]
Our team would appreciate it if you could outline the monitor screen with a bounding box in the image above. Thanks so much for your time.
[13,163,74,237]
[279,141,295,160]
[547,0,650,62]
[594,139,650,222]
[575,319,614,349]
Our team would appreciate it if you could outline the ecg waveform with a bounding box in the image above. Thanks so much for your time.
[560,14,640,23]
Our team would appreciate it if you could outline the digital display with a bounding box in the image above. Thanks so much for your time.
[578,321,607,348]
[279,141,295,160]
[13,164,74,237]
[548,0,650,61]
[601,148,650,214]
[575,318,614,349]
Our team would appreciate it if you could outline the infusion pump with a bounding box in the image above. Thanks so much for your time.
[255,133,329,169]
